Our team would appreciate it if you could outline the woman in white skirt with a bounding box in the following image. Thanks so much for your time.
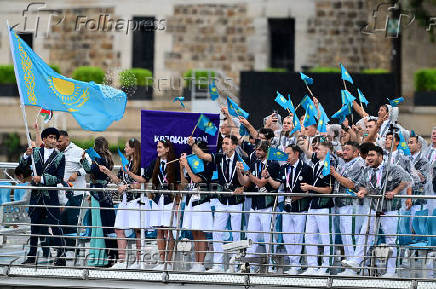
[179,151,213,272]
[100,138,149,269]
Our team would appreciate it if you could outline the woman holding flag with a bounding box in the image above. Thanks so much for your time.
[100,138,147,269]
[179,141,214,272]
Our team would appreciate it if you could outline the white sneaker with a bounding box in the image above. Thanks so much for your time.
[285,268,299,275]
[153,263,165,271]
[341,260,359,271]
[300,268,318,275]
[337,269,357,276]
[207,265,224,273]
[110,262,127,269]
[380,272,398,278]
[314,268,329,276]
[128,262,142,270]
[190,263,205,272]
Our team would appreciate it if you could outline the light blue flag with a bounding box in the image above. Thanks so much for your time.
[303,111,317,127]
[274,91,288,110]
[398,131,411,156]
[331,105,350,124]
[212,170,218,181]
[197,114,218,136]
[186,154,205,174]
[300,72,314,85]
[85,147,101,161]
[8,27,127,131]
[237,154,250,171]
[239,124,250,136]
[341,90,356,106]
[227,96,249,119]
[340,63,354,84]
[286,94,296,114]
[322,151,331,176]
[318,111,329,133]
[318,102,330,123]
[299,95,318,118]
[209,80,219,101]
[289,114,301,135]
[267,147,288,161]
[388,97,404,107]
[357,89,369,107]
[118,148,129,170]
[173,96,185,108]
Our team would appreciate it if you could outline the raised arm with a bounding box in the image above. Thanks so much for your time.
[187,136,213,162]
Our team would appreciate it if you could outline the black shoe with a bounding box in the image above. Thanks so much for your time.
[22,257,36,265]
[54,256,66,266]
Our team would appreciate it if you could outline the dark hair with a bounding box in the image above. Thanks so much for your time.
[319,140,333,151]
[94,136,114,170]
[15,164,32,179]
[359,142,376,156]
[41,127,60,140]
[369,146,384,156]
[367,118,377,124]
[223,135,239,146]
[258,128,274,140]
[287,144,303,157]
[254,140,269,152]
[409,136,419,143]
[344,141,360,150]
[152,140,177,189]
[386,131,400,142]
[127,138,141,175]
[58,130,68,137]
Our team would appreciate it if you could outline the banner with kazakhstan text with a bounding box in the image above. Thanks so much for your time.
[8,26,127,131]
[141,110,220,168]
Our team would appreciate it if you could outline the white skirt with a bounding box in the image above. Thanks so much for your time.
[149,194,176,227]
[114,196,150,229]
[182,198,213,231]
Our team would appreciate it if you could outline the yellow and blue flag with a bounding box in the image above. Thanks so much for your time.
[322,151,331,176]
[398,131,411,156]
[209,80,219,101]
[289,114,301,135]
[274,91,288,110]
[331,105,350,124]
[357,89,369,106]
[8,27,127,131]
[267,147,288,161]
[318,111,329,133]
[237,154,250,171]
[299,95,318,118]
[227,96,249,119]
[186,154,205,174]
[118,148,129,171]
[173,96,185,108]
[340,63,353,84]
[300,72,314,85]
[85,147,101,161]
[239,124,250,136]
[341,90,356,106]
[318,103,329,123]
[388,97,404,107]
[286,94,296,114]
[197,114,218,136]
[303,111,317,127]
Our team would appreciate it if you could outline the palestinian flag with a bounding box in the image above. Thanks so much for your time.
[40,108,53,123]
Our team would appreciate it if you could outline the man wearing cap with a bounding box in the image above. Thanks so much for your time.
[19,127,67,266]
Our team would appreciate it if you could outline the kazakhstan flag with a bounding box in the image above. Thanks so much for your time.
[267,147,288,161]
[8,27,127,131]
[186,154,205,174]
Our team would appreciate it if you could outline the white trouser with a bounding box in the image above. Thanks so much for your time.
[338,205,355,261]
[305,208,333,268]
[282,211,307,269]
[212,202,243,266]
[351,210,399,274]
[246,207,272,257]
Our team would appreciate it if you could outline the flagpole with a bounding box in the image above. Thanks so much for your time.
[305,84,314,98]
[7,21,37,176]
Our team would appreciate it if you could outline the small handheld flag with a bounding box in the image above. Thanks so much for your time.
[275,91,289,110]
[341,90,356,106]
[239,124,250,136]
[186,154,205,174]
[289,114,301,135]
[267,147,288,161]
[318,111,329,133]
[388,97,404,107]
[398,131,411,156]
[340,63,354,84]
[40,108,53,123]
[331,105,350,124]
[357,89,369,107]
[173,96,185,108]
[237,154,250,171]
[299,95,318,117]
[286,94,296,114]
[85,147,101,161]
[300,72,314,85]
[117,148,129,170]
[227,96,249,119]
[303,111,317,127]
[197,114,218,136]
[209,80,219,101]
[322,151,331,176]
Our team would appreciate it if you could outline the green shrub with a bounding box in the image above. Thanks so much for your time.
[184,69,215,89]
[362,68,389,74]
[415,68,436,92]
[72,66,105,84]
[265,68,287,72]
[49,65,61,73]
[309,66,341,73]
[119,68,153,87]
[0,65,16,84]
